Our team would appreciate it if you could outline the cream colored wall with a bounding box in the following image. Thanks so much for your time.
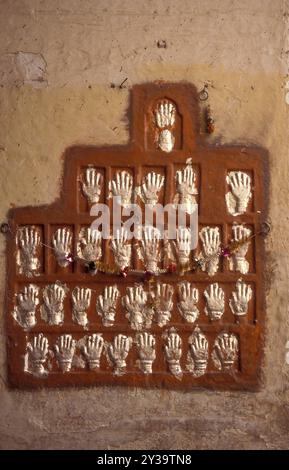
[0,0,289,449]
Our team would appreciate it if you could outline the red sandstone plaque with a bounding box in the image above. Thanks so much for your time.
[5,82,268,390]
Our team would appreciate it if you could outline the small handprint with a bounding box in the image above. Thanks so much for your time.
[152,283,174,327]
[81,168,103,205]
[164,329,182,378]
[12,284,39,329]
[204,283,225,321]
[212,332,239,371]
[72,287,92,327]
[110,227,131,270]
[187,327,209,377]
[52,227,72,267]
[107,334,132,375]
[136,171,164,206]
[226,171,252,216]
[26,333,49,376]
[96,285,120,327]
[122,284,152,330]
[17,226,40,276]
[154,100,176,153]
[229,280,252,317]
[229,225,251,274]
[136,332,156,374]
[41,283,66,325]
[108,170,133,207]
[82,334,104,370]
[137,225,161,273]
[172,226,192,267]
[175,158,198,214]
[55,334,76,372]
[77,227,102,263]
[199,226,221,276]
[177,281,199,323]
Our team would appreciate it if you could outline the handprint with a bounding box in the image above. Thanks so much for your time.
[26,333,49,376]
[137,225,161,273]
[136,332,156,374]
[12,284,39,329]
[153,283,174,327]
[164,330,182,378]
[212,332,239,371]
[77,227,102,263]
[229,280,252,317]
[229,225,251,274]
[204,283,225,321]
[154,100,176,152]
[172,226,192,267]
[72,287,92,327]
[136,171,164,206]
[122,284,152,330]
[81,168,103,205]
[52,227,72,267]
[96,285,120,327]
[17,226,40,276]
[82,334,104,370]
[175,158,198,214]
[187,328,209,377]
[41,283,66,325]
[177,281,199,323]
[199,226,221,276]
[107,334,132,375]
[226,171,252,215]
[55,334,76,372]
[108,170,133,207]
[110,227,131,270]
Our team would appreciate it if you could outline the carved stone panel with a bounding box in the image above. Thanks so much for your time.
[5,83,268,390]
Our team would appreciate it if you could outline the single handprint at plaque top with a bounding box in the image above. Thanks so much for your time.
[12,284,39,329]
[152,283,174,327]
[122,284,153,331]
[135,171,165,206]
[186,327,209,377]
[177,281,199,323]
[164,329,183,379]
[81,168,103,205]
[229,225,251,274]
[108,170,133,207]
[226,171,252,216]
[204,283,225,321]
[16,226,41,277]
[96,285,120,327]
[55,334,76,373]
[77,227,102,263]
[229,280,252,317]
[175,158,198,214]
[107,334,132,375]
[136,332,156,374]
[199,226,221,276]
[72,287,92,327]
[212,332,239,372]
[82,334,104,370]
[154,100,176,152]
[110,227,131,270]
[52,227,72,268]
[136,225,162,273]
[41,282,66,326]
[25,333,49,377]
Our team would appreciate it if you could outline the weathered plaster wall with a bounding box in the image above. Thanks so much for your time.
[0,0,289,449]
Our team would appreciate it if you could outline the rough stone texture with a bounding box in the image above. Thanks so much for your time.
[0,0,289,449]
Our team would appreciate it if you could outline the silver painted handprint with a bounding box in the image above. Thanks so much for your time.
[199,226,221,276]
[108,170,133,207]
[82,334,104,370]
[212,332,239,372]
[171,226,192,267]
[229,280,252,317]
[122,284,152,330]
[52,227,72,267]
[110,227,131,270]
[204,283,225,321]
[164,329,182,378]
[177,281,199,323]
[55,334,76,372]
[12,284,39,329]
[229,225,251,274]
[107,334,132,375]
[186,327,209,377]
[152,283,174,327]
[136,332,156,374]
[137,225,162,273]
[41,283,66,325]
[175,158,198,214]
[226,171,252,216]
[72,287,92,327]
[96,285,120,327]
[81,167,103,205]
[25,333,49,377]
[17,226,40,277]
[136,171,164,206]
[154,100,176,152]
[77,227,102,263]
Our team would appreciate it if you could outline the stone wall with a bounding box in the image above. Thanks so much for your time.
[0,0,289,449]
